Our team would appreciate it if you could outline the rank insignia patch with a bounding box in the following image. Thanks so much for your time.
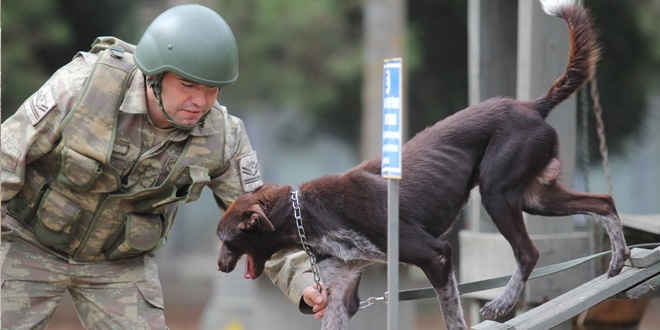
[238,152,263,192]
[25,84,57,126]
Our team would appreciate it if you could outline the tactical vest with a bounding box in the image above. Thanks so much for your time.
[6,37,228,262]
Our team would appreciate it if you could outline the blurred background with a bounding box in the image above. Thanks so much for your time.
[3,0,660,329]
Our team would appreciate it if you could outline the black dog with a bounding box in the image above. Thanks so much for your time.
[216,1,630,329]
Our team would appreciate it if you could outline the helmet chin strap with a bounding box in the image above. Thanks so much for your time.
[146,74,208,131]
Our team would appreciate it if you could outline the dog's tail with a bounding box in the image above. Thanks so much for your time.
[531,0,600,119]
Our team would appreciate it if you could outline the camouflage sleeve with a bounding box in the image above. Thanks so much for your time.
[264,250,316,313]
[1,55,91,202]
[207,110,263,210]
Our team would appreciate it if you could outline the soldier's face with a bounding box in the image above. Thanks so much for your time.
[157,72,220,127]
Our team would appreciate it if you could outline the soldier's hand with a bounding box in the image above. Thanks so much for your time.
[302,283,327,319]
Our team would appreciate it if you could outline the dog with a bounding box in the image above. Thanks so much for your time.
[216,1,630,329]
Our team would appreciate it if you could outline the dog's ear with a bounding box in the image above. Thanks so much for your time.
[237,204,275,232]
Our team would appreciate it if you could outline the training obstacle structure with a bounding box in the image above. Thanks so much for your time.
[472,247,660,330]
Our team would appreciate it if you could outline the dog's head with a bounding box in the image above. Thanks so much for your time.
[216,182,282,280]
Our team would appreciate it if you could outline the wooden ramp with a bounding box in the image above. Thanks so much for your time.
[473,247,660,330]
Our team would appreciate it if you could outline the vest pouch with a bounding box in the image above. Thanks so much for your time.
[58,147,103,193]
[33,189,82,250]
[6,180,48,226]
[104,214,163,260]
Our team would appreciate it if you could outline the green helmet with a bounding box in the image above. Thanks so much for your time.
[134,4,239,87]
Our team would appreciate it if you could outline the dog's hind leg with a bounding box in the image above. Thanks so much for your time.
[523,182,630,277]
[476,129,557,318]
[401,237,467,330]
[478,190,539,319]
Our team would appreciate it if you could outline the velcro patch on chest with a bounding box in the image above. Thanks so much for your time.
[238,152,263,193]
[24,84,57,126]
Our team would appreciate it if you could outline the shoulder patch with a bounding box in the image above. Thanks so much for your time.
[25,84,57,126]
[238,152,263,193]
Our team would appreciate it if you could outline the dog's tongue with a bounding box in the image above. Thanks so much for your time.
[244,255,256,279]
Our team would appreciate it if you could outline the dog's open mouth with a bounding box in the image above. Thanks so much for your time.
[244,254,257,279]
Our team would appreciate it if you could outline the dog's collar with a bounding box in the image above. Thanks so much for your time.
[290,190,323,293]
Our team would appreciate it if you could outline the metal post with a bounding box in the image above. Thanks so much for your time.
[382,57,403,330]
[387,179,399,330]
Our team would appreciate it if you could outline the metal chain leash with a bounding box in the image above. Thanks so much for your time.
[291,190,323,294]
[291,190,387,309]
[360,293,388,310]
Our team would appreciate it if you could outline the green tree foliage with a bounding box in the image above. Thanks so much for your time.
[1,0,139,119]
[2,0,71,119]
[216,0,364,139]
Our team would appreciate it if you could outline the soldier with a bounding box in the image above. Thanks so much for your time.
[1,4,326,329]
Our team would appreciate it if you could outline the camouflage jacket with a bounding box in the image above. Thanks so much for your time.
[1,39,263,262]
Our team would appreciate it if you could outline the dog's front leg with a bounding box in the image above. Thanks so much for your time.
[436,270,466,330]
[317,258,366,330]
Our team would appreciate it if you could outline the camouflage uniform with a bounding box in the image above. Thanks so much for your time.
[265,250,322,313]
[1,38,311,329]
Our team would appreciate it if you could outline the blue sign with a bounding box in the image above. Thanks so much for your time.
[381,58,402,179]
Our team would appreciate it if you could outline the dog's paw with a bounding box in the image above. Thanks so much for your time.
[607,246,631,278]
[606,256,624,278]
[479,298,514,319]
[606,264,622,278]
